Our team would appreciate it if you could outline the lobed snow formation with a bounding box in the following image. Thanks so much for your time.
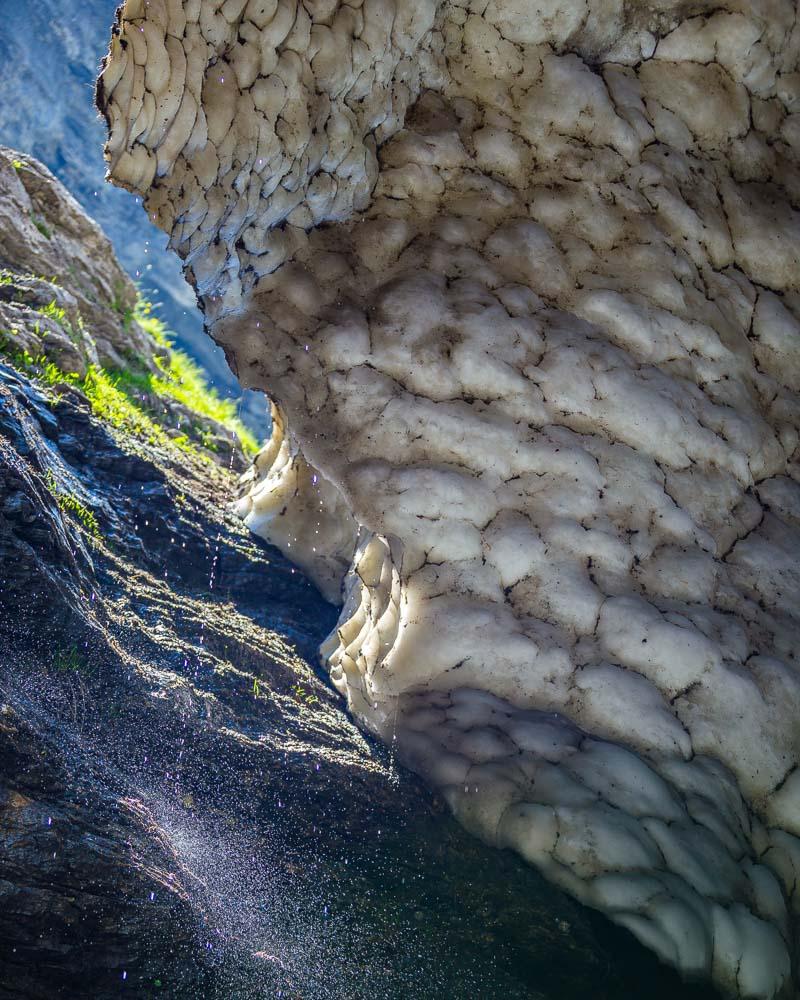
[98,2,800,996]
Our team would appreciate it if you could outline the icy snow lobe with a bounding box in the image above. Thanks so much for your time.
[99,2,800,995]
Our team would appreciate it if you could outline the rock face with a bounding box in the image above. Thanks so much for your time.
[98,3,800,996]
[0,146,153,375]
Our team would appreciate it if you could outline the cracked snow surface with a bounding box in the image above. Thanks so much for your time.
[99,1,800,996]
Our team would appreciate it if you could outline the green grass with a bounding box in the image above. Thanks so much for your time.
[4,347,202,461]
[0,269,60,289]
[133,297,170,346]
[30,213,52,240]
[39,358,79,389]
[82,364,199,458]
[5,346,43,374]
[131,298,259,455]
[51,642,97,679]
[1,293,261,462]
[52,643,87,673]
[38,299,84,345]
[44,469,101,539]
[4,347,79,386]
[110,280,135,327]
[39,300,68,325]
[292,683,319,706]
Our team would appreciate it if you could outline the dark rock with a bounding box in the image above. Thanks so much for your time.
[0,705,207,1000]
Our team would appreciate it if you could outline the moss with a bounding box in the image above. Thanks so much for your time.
[30,213,52,240]
[44,470,102,539]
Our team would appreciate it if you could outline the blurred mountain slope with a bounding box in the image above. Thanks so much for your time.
[0,0,266,432]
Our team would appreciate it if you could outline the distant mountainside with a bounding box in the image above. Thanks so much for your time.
[0,0,267,431]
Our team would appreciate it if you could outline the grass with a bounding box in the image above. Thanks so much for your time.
[39,300,68,325]
[38,299,84,345]
[44,469,102,539]
[82,364,199,458]
[292,683,319,707]
[0,269,60,289]
[4,346,79,387]
[110,280,135,327]
[1,291,261,463]
[30,213,52,240]
[5,347,202,461]
[132,298,259,455]
[40,358,77,387]
[52,643,90,674]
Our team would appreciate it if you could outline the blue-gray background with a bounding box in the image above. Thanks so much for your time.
[0,0,267,432]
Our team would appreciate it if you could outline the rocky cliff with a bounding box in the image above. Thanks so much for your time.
[97,2,800,997]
